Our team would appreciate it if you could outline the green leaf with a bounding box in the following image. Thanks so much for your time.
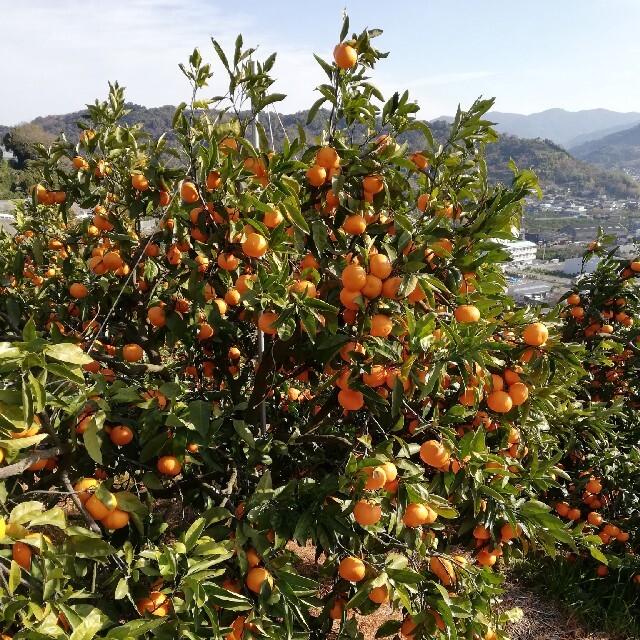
[233,419,256,448]
[114,492,147,517]
[106,618,166,639]
[184,517,206,551]
[203,583,252,611]
[589,547,608,565]
[115,578,129,600]
[45,343,93,365]
[22,318,37,342]
[189,400,212,440]
[69,610,105,640]
[8,560,21,594]
[29,507,66,529]
[83,411,106,465]
[9,500,44,524]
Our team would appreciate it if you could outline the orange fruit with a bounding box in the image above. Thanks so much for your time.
[380,462,397,483]
[206,170,222,190]
[143,389,168,410]
[13,542,32,570]
[73,477,99,504]
[333,43,358,69]
[218,253,239,270]
[147,306,166,327]
[429,556,456,585]
[338,556,365,582]
[420,440,449,467]
[122,344,143,362]
[476,550,498,566]
[110,426,133,446]
[369,253,392,279]
[486,390,513,413]
[567,508,581,521]
[157,455,182,476]
[400,616,417,638]
[417,193,430,212]
[306,164,327,187]
[86,493,114,520]
[402,503,436,527]
[339,288,363,310]
[454,305,480,323]
[72,156,88,170]
[258,312,279,336]
[586,478,602,494]
[242,548,260,568]
[523,322,548,347]
[70,283,88,299]
[225,289,241,306]
[410,153,429,170]
[353,500,382,526]
[587,512,603,526]
[316,147,340,169]
[180,181,199,202]
[381,276,403,300]
[362,466,387,490]
[263,208,283,228]
[131,174,149,191]
[342,264,367,291]
[368,584,388,603]
[361,274,383,298]
[290,280,317,298]
[362,365,387,387]
[101,508,130,530]
[500,522,522,541]
[370,314,393,337]
[508,382,529,406]
[246,567,273,593]
[343,214,367,235]
[363,175,384,194]
[328,598,345,620]
[242,233,269,258]
[338,389,364,411]
[198,323,215,341]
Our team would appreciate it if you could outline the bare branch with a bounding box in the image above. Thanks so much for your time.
[60,470,102,535]
[0,447,64,480]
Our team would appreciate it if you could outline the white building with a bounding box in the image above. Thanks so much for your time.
[496,239,537,265]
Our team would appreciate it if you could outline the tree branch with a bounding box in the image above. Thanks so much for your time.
[59,470,102,535]
[0,447,65,480]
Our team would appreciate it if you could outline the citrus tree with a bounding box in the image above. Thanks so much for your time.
[547,243,640,585]
[0,16,633,640]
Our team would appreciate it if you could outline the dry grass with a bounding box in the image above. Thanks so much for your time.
[501,575,612,640]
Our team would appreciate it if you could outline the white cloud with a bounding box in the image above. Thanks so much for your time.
[0,0,323,124]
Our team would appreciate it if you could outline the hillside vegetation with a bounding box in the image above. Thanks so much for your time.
[571,122,640,172]
[2,104,639,199]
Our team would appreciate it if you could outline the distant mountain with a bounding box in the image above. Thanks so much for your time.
[570,123,640,172]
[2,105,639,200]
[481,133,639,198]
[484,108,640,148]
[566,122,640,149]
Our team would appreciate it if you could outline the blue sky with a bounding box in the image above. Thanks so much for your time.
[1,0,640,124]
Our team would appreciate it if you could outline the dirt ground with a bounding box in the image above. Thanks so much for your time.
[287,542,613,640]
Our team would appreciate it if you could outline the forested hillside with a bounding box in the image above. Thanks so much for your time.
[2,103,639,199]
